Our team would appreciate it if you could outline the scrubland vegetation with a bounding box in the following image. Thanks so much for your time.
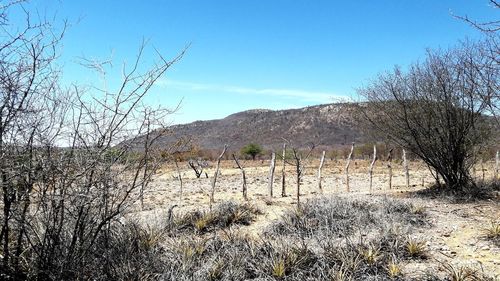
[0,0,498,280]
[39,197,494,280]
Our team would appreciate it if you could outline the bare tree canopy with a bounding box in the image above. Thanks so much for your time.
[454,0,500,33]
[358,41,498,189]
[455,1,500,125]
[0,1,185,278]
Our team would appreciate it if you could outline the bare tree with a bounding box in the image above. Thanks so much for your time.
[188,159,205,178]
[358,42,496,190]
[284,141,315,207]
[454,0,499,33]
[456,2,500,130]
[0,2,186,278]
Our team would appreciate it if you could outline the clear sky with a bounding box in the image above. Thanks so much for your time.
[22,0,498,124]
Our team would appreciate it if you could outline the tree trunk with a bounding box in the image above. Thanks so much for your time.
[268,153,276,198]
[369,145,377,194]
[345,143,354,192]
[318,151,326,193]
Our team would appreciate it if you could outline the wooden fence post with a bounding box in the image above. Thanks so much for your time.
[268,152,276,198]
[403,149,409,189]
[174,158,183,205]
[387,148,393,190]
[496,151,499,181]
[369,145,377,194]
[210,144,228,210]
[281,143,287,197]
[318,150,326,193]
[232,154,248,201]
[480,158,485,182]
[345,143,354,192]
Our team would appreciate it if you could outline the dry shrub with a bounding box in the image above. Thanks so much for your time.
[169,201,262,234]
[266,196,428,238]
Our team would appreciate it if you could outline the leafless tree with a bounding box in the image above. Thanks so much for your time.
[0,2,186,278]
[188,159,205,178]
[454,1,500,130]
[358,42,496,190]
[283,140,315,207]
[454,0,499,33]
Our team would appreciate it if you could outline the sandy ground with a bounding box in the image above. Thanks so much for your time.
[133,159,500,278]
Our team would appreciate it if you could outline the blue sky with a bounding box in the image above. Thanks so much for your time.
[23,1,498,124]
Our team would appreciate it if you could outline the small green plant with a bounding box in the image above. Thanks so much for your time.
[386,256,402,279]
[361,244,381,266]
[271,258,286,278]
[405,237,426,258]
[194,213,215,233]
[483,221,500,240]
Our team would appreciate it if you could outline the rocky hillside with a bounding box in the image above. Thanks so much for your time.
[152,103,369,152]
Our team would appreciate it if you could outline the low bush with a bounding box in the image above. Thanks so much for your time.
[169,201,262,234]
[266,196,427,238]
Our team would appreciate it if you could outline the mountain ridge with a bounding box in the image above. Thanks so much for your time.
[156,103,367,152]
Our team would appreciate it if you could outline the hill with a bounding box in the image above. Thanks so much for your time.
[152,103,369,152]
